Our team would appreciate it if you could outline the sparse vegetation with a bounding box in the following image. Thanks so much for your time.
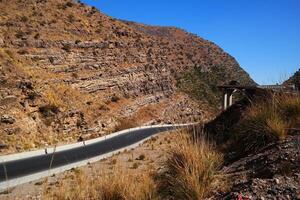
[132,162,140,169]
[111,95,120,103]
[177,66,221,108]
[157,131,222,200]
[15,30,26,39]
[62,43,71,52]
[67,14,76,23]
[42,83,84,110]
[286,69,300,86]
[137,154,145,161]
[43,169,157,200]
[114,118,138,132]
[110,159,117,165]
[233,93,300,153]
[39,104,60,118]
[20,15,28,22]
[42,130,222,200]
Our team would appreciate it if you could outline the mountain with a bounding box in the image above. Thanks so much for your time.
[285,68,300,86]
[0,0,254,153]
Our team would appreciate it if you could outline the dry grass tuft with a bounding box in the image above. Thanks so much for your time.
[42,83,84,111]
[157,130,222,200]
[43,168,157,200]
[235,93,300,153]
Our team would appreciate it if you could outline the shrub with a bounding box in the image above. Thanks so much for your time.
[57,2,73,10]
[26,91,39,101]
[114,118,138,132]
[137,154,145,161]
[67,14,76,23]
[75,39,81,44]
[62,43,71,52]
[15,30,25,39]
[20,16,28,22]
[34,33,40,39]
[234,93,300,154]
[132,162,140,169]
[65,2,73,8]
[111,95,120,103]
[110,159,117,165]
[157,131,222,200]
[39,104,59,117]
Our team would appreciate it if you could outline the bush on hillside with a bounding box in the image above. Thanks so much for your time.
[113,118,138,132]
[62,43,71,52]
[233,93,300,154]
[157,131,222,200]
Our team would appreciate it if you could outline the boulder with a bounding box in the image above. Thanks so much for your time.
[1,115,16,124]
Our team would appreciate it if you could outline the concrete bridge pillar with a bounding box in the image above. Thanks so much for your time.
[229,91,234,106]
[222,89,236,110]
[223,93,228,110]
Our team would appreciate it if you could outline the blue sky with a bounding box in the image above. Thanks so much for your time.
[81,0,300,84]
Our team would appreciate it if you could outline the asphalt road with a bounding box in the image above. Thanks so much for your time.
[0,126,173,182]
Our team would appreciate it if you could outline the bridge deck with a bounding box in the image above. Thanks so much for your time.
[218,84,296,91]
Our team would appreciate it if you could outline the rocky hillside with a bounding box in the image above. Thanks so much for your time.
[0,0,254,154]
[202,87,300,199]
[285,68,300,86]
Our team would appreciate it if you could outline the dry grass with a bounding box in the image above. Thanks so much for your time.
[157,130,222,200]
[42,83,86,111]
[43,168,157,200]
[40,129,222,200]
[235,93,300,153]
[113,118,138,132]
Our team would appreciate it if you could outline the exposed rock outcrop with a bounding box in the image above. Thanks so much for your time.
[0,0,254,154]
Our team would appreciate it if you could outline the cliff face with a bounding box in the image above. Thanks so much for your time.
[0,0,254,153]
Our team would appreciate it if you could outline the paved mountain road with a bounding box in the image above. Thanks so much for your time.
[0,126,175,185]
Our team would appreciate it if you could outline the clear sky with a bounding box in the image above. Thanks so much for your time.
[81,0,300,84]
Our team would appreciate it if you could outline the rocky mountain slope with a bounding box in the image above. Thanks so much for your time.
[0,0,254,154]
[285,68,300,86]
[212,133,300,199]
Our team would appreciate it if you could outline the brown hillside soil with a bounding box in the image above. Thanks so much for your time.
[210,133,300,200]
[0,0,253,154]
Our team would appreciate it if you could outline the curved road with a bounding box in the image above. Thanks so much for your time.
[0,125,179,188]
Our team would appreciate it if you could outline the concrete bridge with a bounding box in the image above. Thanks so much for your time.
[218,81,298,110]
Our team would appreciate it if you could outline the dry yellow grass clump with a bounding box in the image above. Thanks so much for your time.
[236,93,300,152]
[43,169,157,200]
[157,131,222,200]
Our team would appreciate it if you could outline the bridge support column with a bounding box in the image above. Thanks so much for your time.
[229,89,236,106]
[223,89,236,110]
[223,93,228,110]
[229,94,233,106]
